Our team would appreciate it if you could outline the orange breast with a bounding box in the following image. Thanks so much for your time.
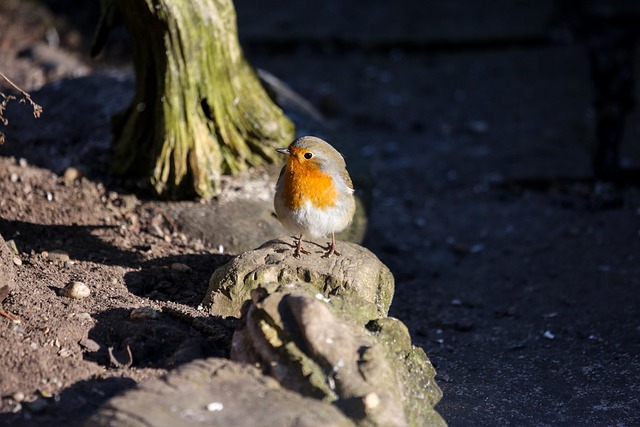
[284,157,337,210]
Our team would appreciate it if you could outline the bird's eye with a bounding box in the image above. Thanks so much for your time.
[304,152,313,160]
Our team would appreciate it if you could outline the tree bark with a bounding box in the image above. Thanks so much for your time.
[96,0,294,199]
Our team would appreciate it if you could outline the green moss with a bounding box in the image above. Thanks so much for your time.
[367,318,446,426]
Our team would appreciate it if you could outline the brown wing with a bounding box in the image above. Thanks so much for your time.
[276,165,286,187]
[340,169,354,192]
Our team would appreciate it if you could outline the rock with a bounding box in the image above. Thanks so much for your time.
[60,281,90,299]
[58,347,72,357]
[62,166,82,183]
[172,198,285,254]
[231,290,446,426]
[48,249,70,262]
[86,358,354,427]
[5,239,20,255]
[79,338,101,352]
[130,307,160,320]
[76,312,93,321]
[202,239,394,321]
[366,318,445,425]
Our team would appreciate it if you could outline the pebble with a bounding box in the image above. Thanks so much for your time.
[62,167,81,183]
[12,257,22,266]
[363,392,380,410]
[58,348,72,357]
[130,306,160,320]
[12,391,25,402]
[48,250,70,262]
[76,312,92,321]
[79,338,100,352]
[206,402,224,412]
[6,239,19,254]
[60,281,91,299]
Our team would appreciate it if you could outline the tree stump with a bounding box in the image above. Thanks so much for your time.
[95,0,295,199]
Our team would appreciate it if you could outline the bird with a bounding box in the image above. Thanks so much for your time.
[274,136,356,258]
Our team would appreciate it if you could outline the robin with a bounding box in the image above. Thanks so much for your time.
[274,136,356,258]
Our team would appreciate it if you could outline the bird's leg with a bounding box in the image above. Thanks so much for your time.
[322,232,341,257]
[294,234,310,258]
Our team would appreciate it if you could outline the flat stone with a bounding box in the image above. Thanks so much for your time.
[86,358,354,427]
[79,338,101,352]
[48,249,70,262]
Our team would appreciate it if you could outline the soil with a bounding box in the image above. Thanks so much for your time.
[1,1,640,426]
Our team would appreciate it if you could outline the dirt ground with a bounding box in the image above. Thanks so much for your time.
[1,1,640,426]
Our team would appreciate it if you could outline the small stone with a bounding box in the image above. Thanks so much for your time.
[130,306,160,320]
[48,250,70,262]
[58,348,72,357]
[79,338,101,352]
[12,257,22,266]
[76,312,92,321]
[543,330,555,340]
[12,391,25,402]
[206,402,224,412]
[6,239,19,254]
[39,390,53,398]
[63,167,82,183]
[364,392,380,410]
[171,262,191,273]
[60,281,91,299]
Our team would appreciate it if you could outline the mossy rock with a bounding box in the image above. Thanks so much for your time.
[231,289,446,426]
[202,239,394,322]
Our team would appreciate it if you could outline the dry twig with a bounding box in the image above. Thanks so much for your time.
[0,71,43,144]
[108,344,133,368]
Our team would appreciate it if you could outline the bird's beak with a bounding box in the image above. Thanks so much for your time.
[276,148,291,155]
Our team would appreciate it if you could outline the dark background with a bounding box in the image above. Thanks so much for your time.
[2,0,640,425]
